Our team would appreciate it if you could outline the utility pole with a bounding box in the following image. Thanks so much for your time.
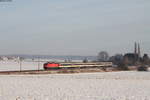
[19,58,22,72]
[38,57,40,71]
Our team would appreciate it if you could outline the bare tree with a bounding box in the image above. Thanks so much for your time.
[19,57,25,61]
[19,57,24,72]
[110,54,123,65]
[83,58,88,63]
[143,54,150,65]
[97,51,109,62]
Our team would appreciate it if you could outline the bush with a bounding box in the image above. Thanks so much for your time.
[137,66,148,71]
[117,63,129,71]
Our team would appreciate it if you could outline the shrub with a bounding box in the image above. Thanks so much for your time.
[117,63,129,71]
[137,66,148,71]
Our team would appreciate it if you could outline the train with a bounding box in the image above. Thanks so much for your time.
[43,62,112,70]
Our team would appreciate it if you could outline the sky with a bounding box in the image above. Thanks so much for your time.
[0,0,149,56]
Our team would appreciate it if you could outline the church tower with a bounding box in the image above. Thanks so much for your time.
[138,43,141,57]
[134,42,137,54]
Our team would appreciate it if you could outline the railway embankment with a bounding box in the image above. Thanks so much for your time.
[0,66,138,75]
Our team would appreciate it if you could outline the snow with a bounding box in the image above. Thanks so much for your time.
[0,71,150,100]
[0,60,83,71]
[0,61,44,71]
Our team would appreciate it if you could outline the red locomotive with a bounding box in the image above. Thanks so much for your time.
[43,62,60,69]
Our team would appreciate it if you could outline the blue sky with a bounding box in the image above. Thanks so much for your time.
[0,0,150,56]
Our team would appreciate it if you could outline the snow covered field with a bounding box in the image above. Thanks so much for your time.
[0,60,83,71]
[0,61,44,71]
[0,71,150,100]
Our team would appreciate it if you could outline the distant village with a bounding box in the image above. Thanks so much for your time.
[112,43,149,65]
[97,42,150,71]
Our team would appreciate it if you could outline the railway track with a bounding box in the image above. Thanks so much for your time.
[0,66,115,75]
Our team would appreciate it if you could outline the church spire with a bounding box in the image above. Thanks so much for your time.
[138,43,141,57]
[134,42,137,54]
